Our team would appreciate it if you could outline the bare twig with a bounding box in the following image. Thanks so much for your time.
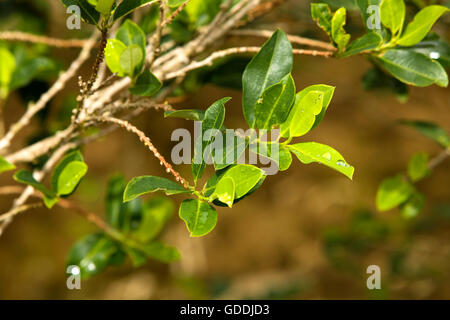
[0,31,88,48]
[428,147,450,171]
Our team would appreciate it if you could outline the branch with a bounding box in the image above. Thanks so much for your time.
[0,31,88,48]
[428,147,450,171]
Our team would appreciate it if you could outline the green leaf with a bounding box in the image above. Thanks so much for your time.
[105,174,127,229]
[184,0,223,27]
[192,97,229,183]
[331,7,351,51]
[13,170,58,208]
[120,44,144,77]
[380,0,405,35]
[409,38,450,68]
[216,164,265,198]
[10,57,56,91]
[62,0,100,25]
[179,199,217,237]
[375,49,448,87]
[356,0,382,31]
[138,241,180,263]
[123,176,188,202]
[105,39,127,76]
[281,85,335,137]
[66,233,123,279]
[376,174,414,211]
[116,20,146,52]
[0,156,15,175]
[400,192,425,218]
[113,0,157,22]
[51,150,87,196]
[311,3,333,36]
[288,142,354,179]
[340,32,383,57]
[212,132,248,171]
[407,152,430,182]
[95,0,115,15]
[211,177,235,208]
[398,6,449,47]
[254,74,296,130]
[168,0,185,7]
[242,29,293,128]
[132,197,174,243]
[164,109,205,121]
[130,69,162,96]
[0,48,16,99]
[55,161,88,196]
[281,90,324,138]
[400,120,450,148]
[254,142,293,172]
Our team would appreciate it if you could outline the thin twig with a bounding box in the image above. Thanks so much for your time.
[0,31,88,48]
[428,147,450,171]
[0,202,43,223]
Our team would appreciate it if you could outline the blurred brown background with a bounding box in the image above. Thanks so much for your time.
[0,0,449,299]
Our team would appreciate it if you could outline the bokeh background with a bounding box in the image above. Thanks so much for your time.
[0,0,449,299]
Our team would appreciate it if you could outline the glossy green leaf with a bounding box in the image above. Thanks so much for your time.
[398,6,449,47]
[66,233,123,279]
[409,39,450,68]
[288,142,354,179]
[211,177,235,208]
[311,3,333,36]
[179,199,217,237]
[56,161,88,196]
[0,156,15,175]
[137,241,180,263]
[242,29,293,128]
[281,85,335,137]
[254,74,296,130]
[119,44,144,77]
[400,192,425,218]
[123,176,188,202]
[62,0,100,25]
[0,48,16,99]
[130,69,162,96]
[380,0,405,35]
[116,19,146,52]
[51,151,84,192]
[254,142,293,172]
[95,0,115,15]
[331,7,351,51]
[376,174,414,211]
[105,175,127,229]
[113,0,157,22]
[13,170,58,208]
[105,39,127,76]
[132,197,174,243]
[375,49,448,87]
[217,164,265,198]
[356,0,382,31]
[164,109,205,121]
[400,120,450,148]
[340,32,383,57]
[407,152,430,182]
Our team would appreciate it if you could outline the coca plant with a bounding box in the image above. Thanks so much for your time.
[0,0,448,279]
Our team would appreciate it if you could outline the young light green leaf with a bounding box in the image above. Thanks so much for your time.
[398,6,449,47]
[281,90,324,138]
[400,120,450,148]
[51,150,84,192]
[375,49,448,87]
[407,152,430,182]
[376,174,414,211]
[113,0,157,22]
[66,233,124,279]
[56,161,88,196]
[211,177,235,208]
[379,0,405,35]
[123,176,188,202]
[168,0,185,7]
[95,0,115,15]
[179,199,218,237]
[288,142,354,179]
[340,32,383,57]
[164,109,205,121]
[311,3,333,36]
[0,156,15,175]
[116,19,146,52]
[14,170,58,208]
[217,164,265,198]
[130,69,162,96]
[254,74,296,130]
[400,192,425,218]
[62,0,100,25]
[132,197,174,243]
[105,39,127,76]
[281,85,335,137]
[0,48,16,99]
[331,7,351,51]
[242,29,293,128]
[119,44,144,77]
[254,142,293,172]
